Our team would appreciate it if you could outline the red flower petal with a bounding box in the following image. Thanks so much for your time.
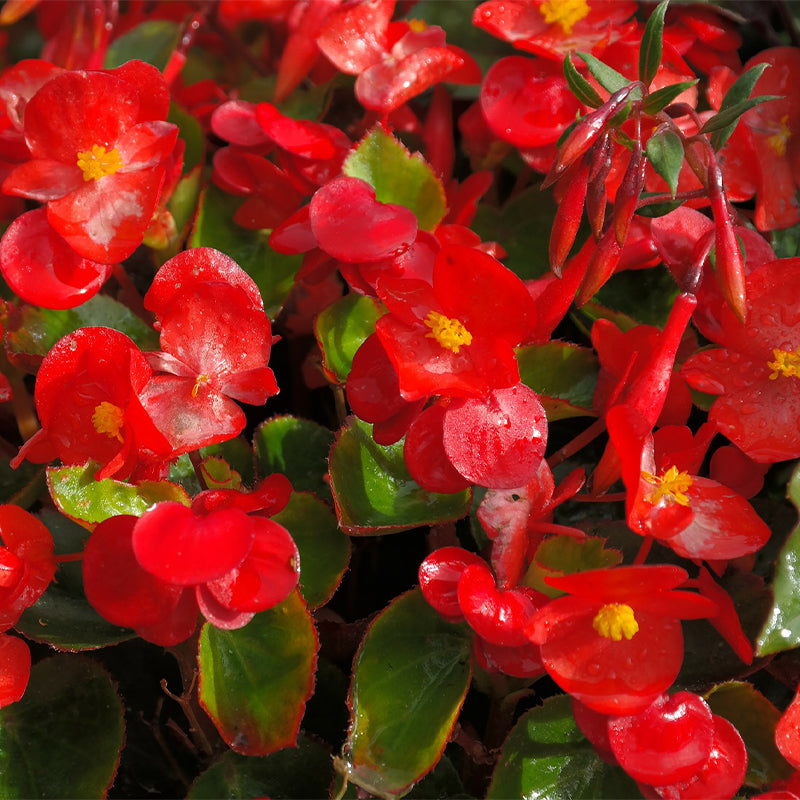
[0,634,30,708]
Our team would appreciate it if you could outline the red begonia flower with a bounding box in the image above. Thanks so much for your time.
[472,634,545,679]
[776,685,800,770]
[12,327,171,480]
[525,565,717,714]
[682,257,800,463]
[2,60,179,263]
[0,634,31,708]
[418,546,486,622]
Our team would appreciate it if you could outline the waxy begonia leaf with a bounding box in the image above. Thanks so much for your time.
[5,292,159,372]
[329,417,472,535]
[758,463,800,656]
[639,0,668,87]
[198,590,317,755]
[646,129,683,198]
[47,463,190,527]
[0,655,124,798]
[103,20,179,70]
[343,126,447,231]
[199,456,242,491]
[273,492,350,609]
[314,294,383,383]
[190,184,301,319]
[342,589,471,798]
[254,416,333,500]
[487,695,640,799]
[16,510,134,649]
[187,734,333,799]
[516,342,599,420]
[706,681,794,787]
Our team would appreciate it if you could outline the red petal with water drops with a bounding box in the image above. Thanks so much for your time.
[418,546,486,621]
[316,0,393,74]
[0,634,29,707]
[777,686,800,770]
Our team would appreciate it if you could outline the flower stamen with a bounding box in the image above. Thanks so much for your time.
[424,311,473,354]
[540,0,591,35]
[593,603,639,641]
[92,401,125,443]
[77,144,123,182]
[642,465,693,506]
[768,347,800,379]
[767,115,792,158]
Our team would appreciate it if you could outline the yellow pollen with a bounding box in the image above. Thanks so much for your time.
[92,401,124,443]
[408,18,428,33]
[593,603,639,641]
[424,311,473,354]
[767,115,792,158]
[76,144,123,181]
[768,347,800,379]
[642,465,693,506]
[540,0,591,35]
[191,374,210,398]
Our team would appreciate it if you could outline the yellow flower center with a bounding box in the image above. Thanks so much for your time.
[641,465,693,506]
[767,114,792,158]
[92,401,125,443]
[408,18,428,33]
[424,311,473,354]
[76,144,123,181]
[540,0,591,35]
[768,347,800,379]
[593,603,639,641]
[191,374,210,398]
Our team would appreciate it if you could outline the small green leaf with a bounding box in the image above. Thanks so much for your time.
[516,342,599,421]
[576,52,638,97]
[0,654,124,798]
[634,194,685,217]
[646,129,684,198]
[199,456,242,490]
[198,590,318,756]
[329,417,472,535]
[706,62,770,150]
[639,0,669,86]
[47,463,190,527]
[190,184,302,319]
[103,20,179,69]
[487,695,641,799]
[564,53,603,108]
[342,589,472,799]
[758,463,800,655]
[188,734,334,799]
[253,415,334,500]
[343,126,447,231]
[702,95,781,146]
[706,682,794,787]
[273,492,350,609]
[314,294,383,383]
[640,80,698,115]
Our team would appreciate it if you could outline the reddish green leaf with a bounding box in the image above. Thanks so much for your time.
[0,654,124,798]
[47,463,190,527]
[343,126,447,231]
[273,492,350,609]
[342,589,471,798]
[329,417,472,535]
[198,589,318,755]
[315,294,383,384]
[199,456,242,491]
[706,681,794,787]
[488,695,640,799]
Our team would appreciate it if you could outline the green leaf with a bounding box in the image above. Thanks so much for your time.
[646,128,684,198]
[758,463,800,655]
[523,536,622,598]
[0,459,44,509]
[103,20,179,70]
[639,0,669,86]
[6,294,159,371]
[16,510,134,650]
[706,682,794,787]
[576,52,638,97]
[634,194,685,218]
[706,62,770,150]
[487,695,641,799]
[188,734,334,799]
[199,456,242,490]
[702,95,781,145]
[169,102,205,175]
[516,342,599,421]
[564,53,603,108]
[342,589,472,799]
[0,654,124,798]
[314,294,383,383]
[190,183,302,319]
[198,590,318,756]
[253,415,334,500]
[343,126,447,231]
[329,417,472,535]
[47,463,190,527]
[640,80,698,115]
[273,492,350,609]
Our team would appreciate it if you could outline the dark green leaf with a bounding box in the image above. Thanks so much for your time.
[707,62,770,150]
[640,80,698,115]
[328,417,472,535]
[342,589,472,798]
[702,96,781,141]
[198,590,318,755]
[0,655,124,798]
[576,52,638,97]
[639,0,669,86]
[168,102,205,175]
[564,53,603,108]
[634,195,685,217]
[646,129,684,198]
[103,20,179,70]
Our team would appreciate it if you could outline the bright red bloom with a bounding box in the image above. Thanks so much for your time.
[525,565,717,714]
[2,60,179,263]
[777,685,800,770]
[0,633,31,708]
